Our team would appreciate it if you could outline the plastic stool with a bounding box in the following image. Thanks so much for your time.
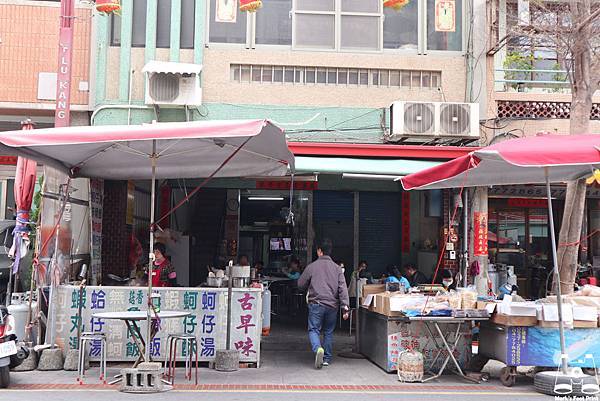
[164,334,198,385]
[78,332,107,384]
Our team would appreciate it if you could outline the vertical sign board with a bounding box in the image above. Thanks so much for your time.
[401,192,411,253]
[89,179,103,285]
[473,211,488,257]
[55,21,74,127]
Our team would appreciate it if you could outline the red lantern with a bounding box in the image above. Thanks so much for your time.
[96,0,121,15]
[384,0,410,10]
[240,0,262,12]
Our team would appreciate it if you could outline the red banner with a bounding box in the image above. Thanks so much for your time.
[473,211,488,256]
[507,198,547,208]
[55,25,74,127]
[401,192,411,253]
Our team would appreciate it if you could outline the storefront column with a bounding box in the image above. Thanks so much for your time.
[470,187,489,295]
[353,192,359,268]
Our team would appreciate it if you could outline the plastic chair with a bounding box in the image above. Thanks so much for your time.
[164,334,198,385]
[78,332,107,384]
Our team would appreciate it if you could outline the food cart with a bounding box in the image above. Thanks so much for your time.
[358,285,489,382]
[0,119,295,366]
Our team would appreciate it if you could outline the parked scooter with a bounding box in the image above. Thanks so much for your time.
[0,305,29,388]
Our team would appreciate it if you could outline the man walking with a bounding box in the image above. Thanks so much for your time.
[298,239,350,369]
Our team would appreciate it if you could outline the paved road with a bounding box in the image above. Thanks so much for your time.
[0,388,551,401]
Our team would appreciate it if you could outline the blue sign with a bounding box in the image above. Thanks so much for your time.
[506,327,600,367]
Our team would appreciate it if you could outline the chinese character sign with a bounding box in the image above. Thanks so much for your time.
[52,285,261,362]
[473,212,488,257]
[89,179,103,285]
[401,192,411,253]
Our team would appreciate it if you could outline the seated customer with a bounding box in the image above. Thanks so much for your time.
[403,264,430,286]
[384,265,411,290]
[284,258,302,280]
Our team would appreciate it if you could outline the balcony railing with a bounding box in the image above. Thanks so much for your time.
[495,68,570,93]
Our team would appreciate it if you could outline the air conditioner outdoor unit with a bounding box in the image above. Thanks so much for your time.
[143,61,202,106]
[390,101,479,138]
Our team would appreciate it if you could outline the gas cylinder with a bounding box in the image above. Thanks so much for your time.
[262,288,271,336]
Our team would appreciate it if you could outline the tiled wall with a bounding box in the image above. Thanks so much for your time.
[101,180,131,278]
[0,2,91,105]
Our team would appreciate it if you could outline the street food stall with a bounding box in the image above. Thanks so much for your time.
[358,283,488,381]
[0,119,295,368]
[400,134,600,395]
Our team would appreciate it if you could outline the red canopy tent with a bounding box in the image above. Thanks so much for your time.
[400,133,600,376]
[0,119,295,360]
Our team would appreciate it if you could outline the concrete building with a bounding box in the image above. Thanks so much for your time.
[0,0,93,218]
[91,0,484,286]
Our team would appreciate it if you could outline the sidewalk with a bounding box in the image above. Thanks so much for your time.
[8,320,534,393]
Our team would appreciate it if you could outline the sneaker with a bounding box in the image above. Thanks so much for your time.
[315,347,324,369]
[323,361,330,367]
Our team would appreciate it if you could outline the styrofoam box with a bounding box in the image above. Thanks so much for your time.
[573,306,598,322]
[542,304,574,323]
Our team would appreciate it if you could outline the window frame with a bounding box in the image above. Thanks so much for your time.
[206,0,466,55]
[422,0,466,54]
[291,0,383,52]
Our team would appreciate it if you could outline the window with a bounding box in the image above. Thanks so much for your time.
[180,0,196,49]
[110,14,121,46]
[209,0,247,44]
[132,0,147,47]
[156,0,172,48]
[383,0,418,50]
[209,0,464,53]
[427,0,462,51]
[293,0,381,50]
[255,0,292,45]
[230,63,440,88]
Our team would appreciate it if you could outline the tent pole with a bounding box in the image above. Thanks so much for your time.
[146,140,157,363]
[545,168,568,375]
[462,189,468,287]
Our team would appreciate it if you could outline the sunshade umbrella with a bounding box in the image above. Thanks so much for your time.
[7,121,37,305]
[400,134,600,375]
[0,119,295,361]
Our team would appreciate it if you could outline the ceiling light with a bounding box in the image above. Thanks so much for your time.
[247,197,284,201]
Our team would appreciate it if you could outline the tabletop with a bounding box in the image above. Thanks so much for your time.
[261,276,291,282]
[406,316,490,323]
[92,310,191,321]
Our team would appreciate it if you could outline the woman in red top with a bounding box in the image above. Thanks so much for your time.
[150,243,177,287]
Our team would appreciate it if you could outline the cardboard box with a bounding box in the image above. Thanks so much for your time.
[374,292,403,317]
[574,320,598,328]
[361,284,386,300]
[491,313,538,326]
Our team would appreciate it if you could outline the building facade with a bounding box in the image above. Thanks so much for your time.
[0,0,93,218]
[91,0,484,285]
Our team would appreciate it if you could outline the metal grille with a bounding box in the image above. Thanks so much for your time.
[439,103,471,135]
[149,73,180,102]
[403,102,435,134]
[230,64,441,89]
[497,100,600,120]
